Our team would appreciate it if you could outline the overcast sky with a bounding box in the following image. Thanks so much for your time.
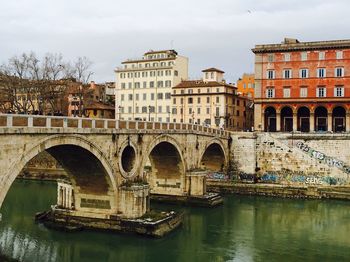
[1,0,350,84]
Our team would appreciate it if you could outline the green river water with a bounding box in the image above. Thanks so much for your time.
[0,180,350,262]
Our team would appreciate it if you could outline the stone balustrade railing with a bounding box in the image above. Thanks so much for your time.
[0,114,229,137]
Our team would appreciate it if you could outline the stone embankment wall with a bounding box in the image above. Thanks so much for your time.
[229,132,350,186]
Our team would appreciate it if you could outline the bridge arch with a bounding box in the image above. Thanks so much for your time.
[142,135,186,195]
[200,139,227,172]
[0,134,118,212]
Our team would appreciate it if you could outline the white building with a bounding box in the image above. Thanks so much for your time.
[115,50,188,122]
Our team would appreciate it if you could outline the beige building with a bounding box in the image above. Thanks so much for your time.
[172,68,250,130]
[115,50,188,122]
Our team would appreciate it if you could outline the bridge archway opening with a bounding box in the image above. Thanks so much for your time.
[1,137,117,215]
[201,143,225,172]
[46,145,113,196]
[121,145,136,173]
[149,142,184,179]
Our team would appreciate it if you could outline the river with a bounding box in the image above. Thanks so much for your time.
[0,180,349,261]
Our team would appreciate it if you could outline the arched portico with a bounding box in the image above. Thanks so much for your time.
[280,106,293,132]
[297,106,310,132]
[332,106,346,132]
[264,107,277,132]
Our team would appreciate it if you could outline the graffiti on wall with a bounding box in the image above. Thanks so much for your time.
[207,172,229,180]
[296,142,350,175]
[261,169,347,185]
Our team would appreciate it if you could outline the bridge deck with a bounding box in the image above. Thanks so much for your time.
[0,114,230,137]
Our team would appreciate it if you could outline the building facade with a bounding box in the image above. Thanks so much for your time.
[236,73,255,98]
[172,68,250,130]
[253,38,350,132]
[115,50,188,122]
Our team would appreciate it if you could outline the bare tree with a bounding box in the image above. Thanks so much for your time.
[0,52,94,115]
[74,56,93,84]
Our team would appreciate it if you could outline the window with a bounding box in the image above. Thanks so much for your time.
[334,86,344,97]
[267,54,274,62]
[165,93,171,99]
[165,80,172,87]
[157,70,163,77]
[188,97,193,104]
[267,70,275,79]
[180,98,184,104]
[166,106,170,113]
[157,93,163,100]
[300,87,308,97]
[188,89,193,94]
[197,107,201,114]
[135,82,140,88]
[336,51,343,59]
[319,52,325,60]
[283,87,291,98]
[143,81,147,88]
[197,97,201,103]
[121,94,125,101]
[157,81,163,88]
[301,52,308,61]
[206,97,210,103]
[189,108,192,114]
[121,83,126,89]
[335,67,344,77]
[135,94,139,101]
[266,88,275,98]
[173,98,176,104]
[128,106,132,113]
[284,53,290,61]
[215,107,220,116]
[299,69,308,78]
[128,82,132,89]
[150,81,154,88]
[142,106,147,113]
[158,106,162,113]
[316,87,326,97]
[206,108,210,114]
[128,94,133,101]
[174,70,178,76]
[172,108,177,114]
[143,93,147,100]
[317,68,326,78]
[135,107,139,113]
[151,93,155,100]
[283,69,292,79]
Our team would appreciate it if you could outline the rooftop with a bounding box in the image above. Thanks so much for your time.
[252,38,350,53]
[174,80,235,89]
[202,68,225,73]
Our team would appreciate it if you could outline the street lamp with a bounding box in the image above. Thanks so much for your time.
[148,106,151,121]
[118,105,122,120]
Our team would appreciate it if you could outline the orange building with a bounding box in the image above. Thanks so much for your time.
[236,73,255,98]
[252,38,350,132]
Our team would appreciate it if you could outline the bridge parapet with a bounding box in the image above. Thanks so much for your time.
[0,114,229,138]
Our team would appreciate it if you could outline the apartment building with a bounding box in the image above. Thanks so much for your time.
[172,68,250,130]
[252,38,350,132]
[115,50,188,122]
[236,73,255,98]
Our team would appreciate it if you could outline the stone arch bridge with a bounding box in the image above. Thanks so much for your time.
[0,114,230,219]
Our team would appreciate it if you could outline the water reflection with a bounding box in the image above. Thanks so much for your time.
[0,180,350,261]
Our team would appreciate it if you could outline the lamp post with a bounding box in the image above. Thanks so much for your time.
[118,105,122,120]
[148,105,151,121]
